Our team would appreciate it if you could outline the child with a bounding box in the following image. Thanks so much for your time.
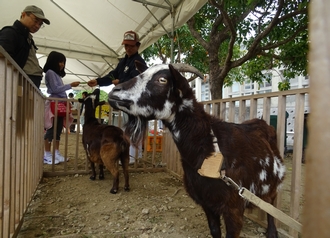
[43,51,80,164]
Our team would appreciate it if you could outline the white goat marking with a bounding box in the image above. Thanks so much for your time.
[113,72,151,115]
[265,157,270,166]
[167,113,176,124]
[130,117,144,141]
[262,184,270,195]
[179,99,194,112]
[250,183,256,194]
[154,100,175,119]
[173,130,180,141]
[231,159,237,168]
[169,120,180,141]
[86,144,91,157]
[273,156,286,180]
[131,104,152,117]
[259,156,271,168]
[259,169,267,181]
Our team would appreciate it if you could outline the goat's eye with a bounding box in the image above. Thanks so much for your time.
[159,77,167,84]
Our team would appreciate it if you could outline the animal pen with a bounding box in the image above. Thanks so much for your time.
[0,46,306,238]
[1,0,329,234]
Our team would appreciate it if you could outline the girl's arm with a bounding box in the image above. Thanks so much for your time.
[45,70,71,94]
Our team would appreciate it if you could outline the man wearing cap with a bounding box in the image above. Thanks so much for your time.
[87,30,146,87]
[0,5,50,88]
[88,30,146,164]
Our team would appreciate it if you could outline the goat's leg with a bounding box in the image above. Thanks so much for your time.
[110,172,120,194]
[263,196,278,238]
[106,160,119,194]
[101,144,121,194]
[202,206,221,238]
[105,162,119,194]
[99,164,104,180]
[266,213,278,238]
[222,206,244,238]
[121,151,130,191]
[90,162,96,180]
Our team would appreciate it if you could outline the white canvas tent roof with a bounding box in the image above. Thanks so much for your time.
[0,0,206,91]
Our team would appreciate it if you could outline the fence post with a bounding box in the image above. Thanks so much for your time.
[303,0,330,237]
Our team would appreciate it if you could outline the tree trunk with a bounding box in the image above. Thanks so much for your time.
[209,67,224,100]
[208,46,225,100]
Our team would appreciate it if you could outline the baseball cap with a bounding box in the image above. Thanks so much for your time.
[23,5,50,25]
[122,31,140,46]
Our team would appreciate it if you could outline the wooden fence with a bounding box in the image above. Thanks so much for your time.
[0,47,165,237]
[42,101,166,177]
[0,47,45,238]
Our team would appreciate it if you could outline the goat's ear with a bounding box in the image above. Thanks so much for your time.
[135,60,148,73]
[169,64,190,95]
[98,101,106,106]
[78,98,84,103]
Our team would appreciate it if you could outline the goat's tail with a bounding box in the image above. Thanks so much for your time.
[121,133,131,153]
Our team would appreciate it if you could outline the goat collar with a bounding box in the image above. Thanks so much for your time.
[197,129,226,178]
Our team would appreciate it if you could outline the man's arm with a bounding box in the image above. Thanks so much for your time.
[93,66,120,86]
[0,27,18,60]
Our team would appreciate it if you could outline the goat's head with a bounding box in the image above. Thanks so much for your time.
[79,89,105,118]
[108,61,200,144]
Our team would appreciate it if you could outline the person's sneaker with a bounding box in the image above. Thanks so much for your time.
[44,153,60,165]
[55,150,68,163]
[129,156,135,165]
[119,157,135,165]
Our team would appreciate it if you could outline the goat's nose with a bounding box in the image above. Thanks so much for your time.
[112,85,122,92]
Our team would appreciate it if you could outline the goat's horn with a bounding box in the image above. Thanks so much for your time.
[171,63,204,79]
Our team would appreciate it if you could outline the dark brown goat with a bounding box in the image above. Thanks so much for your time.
[108,62,286,237]
[80,89,130,194]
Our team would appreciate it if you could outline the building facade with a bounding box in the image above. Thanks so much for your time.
[190,70,310,149]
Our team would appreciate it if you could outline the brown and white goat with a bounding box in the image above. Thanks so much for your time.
[108,62,286,237]
[80,89,130,194]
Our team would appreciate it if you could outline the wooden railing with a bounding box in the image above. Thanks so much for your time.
[162,89,308,237]
[42,100,165,177]
[0,47,45,237]
[0,46,164,238]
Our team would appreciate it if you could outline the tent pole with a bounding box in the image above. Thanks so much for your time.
[170,11,175,64]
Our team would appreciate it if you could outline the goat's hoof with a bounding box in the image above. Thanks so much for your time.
[90,175,96,180]
[124,186,130,191]
[99,175,104,180]
[266,231,278,238]
[110,189,118,194]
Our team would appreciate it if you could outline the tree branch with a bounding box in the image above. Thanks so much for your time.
[278,7,308,23]
[231,0,285,68]
[186,18,210,51]
[261,24,307,50]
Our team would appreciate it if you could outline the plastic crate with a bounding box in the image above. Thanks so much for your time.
[147,136,163,152]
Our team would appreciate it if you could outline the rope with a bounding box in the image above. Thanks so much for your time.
[221,175,302,233]
[203,129,302,232]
